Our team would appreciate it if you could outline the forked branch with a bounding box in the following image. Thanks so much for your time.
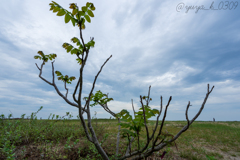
[119,84,214,160]
[35,60,88,113]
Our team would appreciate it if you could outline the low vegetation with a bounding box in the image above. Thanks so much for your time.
[1,109,239,160]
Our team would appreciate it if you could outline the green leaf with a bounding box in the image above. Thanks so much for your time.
[126,117,132,122]
[69,3,77,9]
[57,9,66,16]
[37,51,44,56]
[71,37,78,43]
[152,109,159,115]
[51,1,58,5]
[85,15,91,23]
[66,46,73,52]
[76,58,82,65]
[86,2,91,8]
[145,114,152,119]
[120,123,130,128]
[107,98,113,102]
[65,14,71,23]
[70,48,78,55]
[72,8,78,15]
[82,6,87,12]
[53,7,60,13]
[90,41,95,47]
[136,111,143,115]
[55,71,62,76]
[62,43,70,49]
[149,111,155,116]
[71,37,81,46]
[34,55,41,60]
[78,11,85,16]
[49,53,57,59]
[90,4,95,11]
[121,128,135,136]
[69,76,76,81]
[71,18,76,26]
[50,5,54,11]
[87,10,94,17]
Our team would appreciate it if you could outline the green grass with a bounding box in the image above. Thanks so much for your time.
[1,110,240,160]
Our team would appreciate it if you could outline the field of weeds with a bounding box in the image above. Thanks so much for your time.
[1,112,240,160]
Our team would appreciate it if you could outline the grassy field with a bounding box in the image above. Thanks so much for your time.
[1,114,240,160]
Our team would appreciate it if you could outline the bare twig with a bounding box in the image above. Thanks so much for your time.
[152,96,172,147]
[139,95,150,150]
[116,118,121,156]
[150,96,163,147]
[35,60,87,113]
[120,84,214,160]
[132,99,136,118]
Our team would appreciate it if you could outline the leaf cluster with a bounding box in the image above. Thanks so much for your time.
[83,90,114,107]
[62,36,95,65]
[55,71,76,84]
[33,51,57,65]
[116,96,159,139]
[49,1,95,29]
[34,51,76,84]
[34,2,96,85]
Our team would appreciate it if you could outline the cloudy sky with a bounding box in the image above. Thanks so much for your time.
[0,0,239,121]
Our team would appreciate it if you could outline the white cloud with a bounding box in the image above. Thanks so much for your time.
[0,0,239,121]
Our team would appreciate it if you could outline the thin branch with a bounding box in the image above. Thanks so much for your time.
[83,55,112,160]
[84,55,112,110]
[97,93,116,117]
[125,84,214,160]
[64,81,69,98]
[132,99,136,119]
[36,59,92,141]
[168,84,215,143]
[78,108,93,142]
[77,20,88,126]
[77,26,92,142]
[120,96,172,160]
[35,62,52,86]
[139,95,150,150]
[146,85,151,107]
[126,133,132,156]
[116,118,121,156]
[35,60,87,113]
[125,136,135,156]
[150,96,163,147]
[99,102,116,117]
[155,137,165,147]
[123,99,138,155]
[152,96,172,147]
[82,37,94,66]
[79,22,86,54]
[82,105,87,115]
[182,101,191,132]
[73,77,80,104]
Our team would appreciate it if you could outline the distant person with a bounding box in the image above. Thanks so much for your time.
[213,118,215,122]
